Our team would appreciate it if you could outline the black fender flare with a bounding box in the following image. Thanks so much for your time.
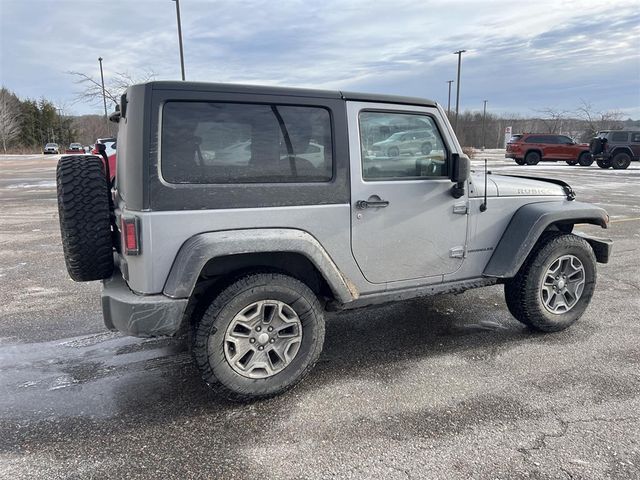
[162,228,357,303]
[611,147,634,158]
[483,201,609,278]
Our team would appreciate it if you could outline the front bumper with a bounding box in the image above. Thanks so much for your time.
[102,268,188,337]
[505,153,517,159]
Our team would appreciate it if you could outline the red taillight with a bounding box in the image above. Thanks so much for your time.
[121,217,140,255]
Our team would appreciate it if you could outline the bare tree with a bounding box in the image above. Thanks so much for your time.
[535,107,571,134]
[67,69,156,108]
[575,99,623,141]
[0,87,22,153]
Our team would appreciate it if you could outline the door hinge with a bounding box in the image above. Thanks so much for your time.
[449,246,465,258]
[453,202,468,214]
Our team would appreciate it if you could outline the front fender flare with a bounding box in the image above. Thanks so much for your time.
[483,201,609,278]
[163,228,357,303]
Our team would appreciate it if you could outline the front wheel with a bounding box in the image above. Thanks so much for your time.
[515,158,526,165]
[611,152,631,170]
[192,273,325,401]
[566,158,578,166]
[578,152,593,166]
[596,158,611,169]
[504,233,596,332]
[387,147,400,157]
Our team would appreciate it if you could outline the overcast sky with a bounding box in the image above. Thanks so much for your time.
[1,0,639,118]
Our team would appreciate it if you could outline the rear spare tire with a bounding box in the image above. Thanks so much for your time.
[56,155,114,281]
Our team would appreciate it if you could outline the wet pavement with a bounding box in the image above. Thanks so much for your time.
[1,154,639,479]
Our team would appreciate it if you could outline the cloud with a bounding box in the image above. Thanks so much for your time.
[1,0,638,117]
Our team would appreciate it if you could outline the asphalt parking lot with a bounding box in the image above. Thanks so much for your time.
[1,153,639,479]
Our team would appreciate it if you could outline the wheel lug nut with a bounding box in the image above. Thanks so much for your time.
[250,338,255,343]
[256,326,261,332]
[258,346,264,351]
[270,338,275,343]
[268,326,273,332]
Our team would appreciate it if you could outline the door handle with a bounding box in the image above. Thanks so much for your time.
[356,199,390,209]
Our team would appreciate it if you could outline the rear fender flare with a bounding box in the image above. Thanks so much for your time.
[163,228,356,303]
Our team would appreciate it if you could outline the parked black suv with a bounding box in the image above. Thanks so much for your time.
[590,130,640,169]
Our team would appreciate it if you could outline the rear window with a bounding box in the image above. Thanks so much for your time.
[509,134,523,143]
[161,101,333,184]
[610,132,628,142]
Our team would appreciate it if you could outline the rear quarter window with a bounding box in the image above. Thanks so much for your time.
[161,101,333,184]
[610,132,629,142]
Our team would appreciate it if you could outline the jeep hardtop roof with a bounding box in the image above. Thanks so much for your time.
[144,81,438,109]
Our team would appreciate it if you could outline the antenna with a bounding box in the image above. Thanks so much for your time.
[480,158,488,212]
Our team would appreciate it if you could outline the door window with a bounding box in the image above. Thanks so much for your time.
[631,133,640,143]
[358,111,447,180]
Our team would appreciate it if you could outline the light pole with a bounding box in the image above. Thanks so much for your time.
[446,80,454,116]
[453,50,466,131]
[173,0,186,80]
[481,100,487,151]
[98,57,109,132]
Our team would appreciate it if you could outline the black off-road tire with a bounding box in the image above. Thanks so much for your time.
[525,151,541,165]
[504,233,596,332]
[578,152,593,166]
[515,158,526,165]
[596,158,611,169]
[192,273,325,402]
[56,155,113,282]
[611,152,631,170]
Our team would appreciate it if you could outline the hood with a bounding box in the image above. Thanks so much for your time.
[470,172,569,198]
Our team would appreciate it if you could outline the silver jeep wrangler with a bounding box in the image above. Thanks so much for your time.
[56,81,612,401]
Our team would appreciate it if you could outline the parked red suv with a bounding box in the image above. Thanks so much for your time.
[506,134,592,166]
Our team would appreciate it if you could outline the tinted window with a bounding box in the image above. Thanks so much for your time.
[359,111,447,180]
[161,102,333,184]
[631,133,640,143]
[509,134,523,143]
[558,136,574,144]
[611,132,628,142]
[525,136,543,143]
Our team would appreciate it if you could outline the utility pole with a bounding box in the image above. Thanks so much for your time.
[453,50,466,131]
[481,100,487,151]
[173,0,186,80]
[98,57,109,132]
[446,80,454,116]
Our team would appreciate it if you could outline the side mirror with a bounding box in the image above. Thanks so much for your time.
[451,153,470,183]
[450,153,470,199]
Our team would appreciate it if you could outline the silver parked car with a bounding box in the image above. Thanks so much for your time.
[56,81,612,401]
[43,143,59,154]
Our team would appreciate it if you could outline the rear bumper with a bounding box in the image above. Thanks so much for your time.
[102,268,188,337]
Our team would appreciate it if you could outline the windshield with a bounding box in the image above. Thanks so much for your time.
[46,143,57,147]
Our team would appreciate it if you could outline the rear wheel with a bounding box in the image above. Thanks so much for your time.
[388,147,400,157]
[192,272,325,401]
[596,158,611,169]
[578,152,593,166]
[525,151,540,165]
[56,155,114,281]
[611,152,631,170]
[504,233,596,332]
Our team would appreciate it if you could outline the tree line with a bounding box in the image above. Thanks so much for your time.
[450,102,638,150]
[2,83,638,154]
[0,87,120,153]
